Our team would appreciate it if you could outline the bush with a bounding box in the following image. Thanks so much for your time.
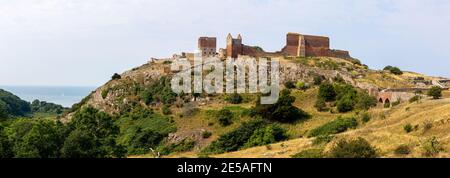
[391,99,401,107]
[30,100,67,115]
[244,125,287,148]
[312,135,334,145]
[318,83,336,102]
[308,117,358,137]
[423,120,433,132]
[336,94,355,113]
[409,95,421,103]
[296,81,308,90]
[162,105,171,115]
[355,92,377,110]
[361,112,371,123]
[202,120,265,154]
[428,86,442,99]
[314,98,328,112]
[291,149,325,158]
[404,124,413,133]
[251,89,309,123]
[111,73,121,80]
[384,102,391,108]
[62,107,125,158]
[421,137,443,157]
[284,81,296,89]
[216,109,233,127]
[394,145,411,156]
[329,137,378,158]
[383,66,403,75]
[225,93,243,104]
[202,131,212,139]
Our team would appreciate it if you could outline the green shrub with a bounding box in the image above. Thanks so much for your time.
[383,66,403,75]
[284,81,296,89]
[225,93,243,104]
[329,137,378,158]
[291,149,325,158]
[243,125,287,148]
[111,73,121,80]
[202,131,212,139]
[428,86,442,99]
[162,105,171,115]
[202,120,266,154]
[421,137,443,157]
[409,95,421,103]
[336,94,355,113]
[216,109,233,127]
[314,98,328,112]
[312,135,334,145]
[404,124,413,133]
[318,83,336,101]
[30,100,67,115]
[101,89,109,99]
[361,112,371,123]
[309,117,358,137]
[394,145,411,156]
[355,92,377,110]
[295,81,308,90]
[391,99,401,107]
[251,89,309,123]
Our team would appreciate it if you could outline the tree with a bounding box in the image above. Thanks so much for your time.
[62,107,125,158]
[217,109,233,127]
[355,92,377,110]
[383,66,403,75]
[111,73,121,80]
[428,86,442,99]
[318,83,337,102]
[330,137,378,158]
[0,125,13,158]
[251,89,309,123]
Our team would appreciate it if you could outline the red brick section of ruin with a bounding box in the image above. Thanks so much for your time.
[227,40,243,58]
[282,33,351,58]
[198,37,216,48]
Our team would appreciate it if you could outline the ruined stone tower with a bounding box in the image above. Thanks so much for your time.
[226,33,243,58]
[198,37,217,57]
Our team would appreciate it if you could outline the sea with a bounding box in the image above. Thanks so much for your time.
[0,86,96,107]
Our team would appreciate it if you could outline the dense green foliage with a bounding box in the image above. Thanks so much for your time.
[251,89,309,123]
[318,83,336,102]
[139,76,177,105]
[115,106,176,155]
[62,107,125,158]
[216,109,233,127]
[0,89,31,118]
[202,120,287,154]
[329,137,378,158]
[308,116,358,137]
[158,139,195,155]
[383,66,403,75]
[31,100,67,115]
[317,83,376,113]
[428,86,442,99]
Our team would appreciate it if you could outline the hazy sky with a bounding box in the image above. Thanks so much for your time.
[1,0,450,87]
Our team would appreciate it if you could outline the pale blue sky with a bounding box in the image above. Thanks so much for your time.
[1,0,449,87]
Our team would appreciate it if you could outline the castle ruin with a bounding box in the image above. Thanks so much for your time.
[197,32,351,59]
